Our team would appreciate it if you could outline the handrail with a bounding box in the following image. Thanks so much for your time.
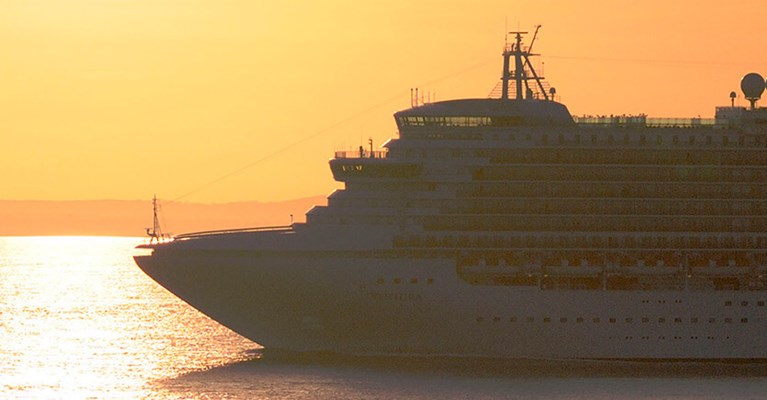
[574,115,715,128]
[174,225,292,239]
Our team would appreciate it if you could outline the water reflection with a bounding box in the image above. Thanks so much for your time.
[152,353,767,400]
[0,237,255,399]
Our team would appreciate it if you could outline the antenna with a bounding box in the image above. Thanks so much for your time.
[504,17,510,49]
[528,24,542,53]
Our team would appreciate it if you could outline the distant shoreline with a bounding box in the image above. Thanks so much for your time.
[0,196,326,237]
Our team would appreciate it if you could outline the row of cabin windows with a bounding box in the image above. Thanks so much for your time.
[332,197,767,216]
[462,181,765,198]
[424,214,763,233]
[401,129,764,147]
[641,300,767,307]
[473,166,767,183]
[724,300,766,307]
[346,179,766,197]
[485,149,767,166]
[402,147,767,166]
[324,213,766,233]
[397,116,529,128]
[398,234,767,249]
[641,299,682,304]
[331,199,767,222]
[398,116,494,128]
[477,316,752,324]
[451,199,766,216]
[608,336,730,340]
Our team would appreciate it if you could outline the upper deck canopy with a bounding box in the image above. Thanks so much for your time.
[395,98,575,128]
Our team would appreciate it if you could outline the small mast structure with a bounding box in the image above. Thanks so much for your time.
[145,195,164,244]
[501,25,550,101]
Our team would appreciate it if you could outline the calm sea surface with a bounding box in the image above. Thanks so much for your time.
[1,236,766,399]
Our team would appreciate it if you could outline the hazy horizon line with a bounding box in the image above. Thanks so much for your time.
[0,196,326,237]
[0,194,327,205]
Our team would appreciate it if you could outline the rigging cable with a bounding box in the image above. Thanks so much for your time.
[162,56,498,206]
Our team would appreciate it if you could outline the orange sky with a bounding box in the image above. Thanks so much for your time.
[2,0,766,203]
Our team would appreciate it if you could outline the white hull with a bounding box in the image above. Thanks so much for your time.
[136,249,767,360]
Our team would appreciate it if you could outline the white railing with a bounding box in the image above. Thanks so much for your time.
[574,115,715,127]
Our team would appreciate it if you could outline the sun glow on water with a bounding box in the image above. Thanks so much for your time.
[0,236,256,399]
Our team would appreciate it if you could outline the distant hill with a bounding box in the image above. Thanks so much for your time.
[0,196,326,237]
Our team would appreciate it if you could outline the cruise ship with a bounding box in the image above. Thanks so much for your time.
[135,31,767,360]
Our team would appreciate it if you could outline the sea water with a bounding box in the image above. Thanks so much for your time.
[0,236,766,399]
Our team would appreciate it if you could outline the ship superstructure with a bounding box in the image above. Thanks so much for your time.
[136,32,767,360]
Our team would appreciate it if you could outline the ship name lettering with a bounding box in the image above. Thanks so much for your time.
[369,292,422,301]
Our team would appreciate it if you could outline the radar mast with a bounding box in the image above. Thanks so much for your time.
[501,26,550,101]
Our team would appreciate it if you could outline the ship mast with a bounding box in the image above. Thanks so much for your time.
[501,26,549,101]
[146,194,164,244]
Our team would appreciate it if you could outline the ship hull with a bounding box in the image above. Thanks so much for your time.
[135,250,767,360]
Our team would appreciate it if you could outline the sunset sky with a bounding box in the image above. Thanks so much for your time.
[2,0,766,204]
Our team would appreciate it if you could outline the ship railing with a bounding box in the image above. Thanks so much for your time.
[334,150,388,159]
[174,225,293,239]
[574,115,715,128]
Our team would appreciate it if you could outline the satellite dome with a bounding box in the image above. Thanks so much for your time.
[741,72,765,100]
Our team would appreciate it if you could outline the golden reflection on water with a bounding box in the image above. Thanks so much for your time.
[0,236,256,399]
